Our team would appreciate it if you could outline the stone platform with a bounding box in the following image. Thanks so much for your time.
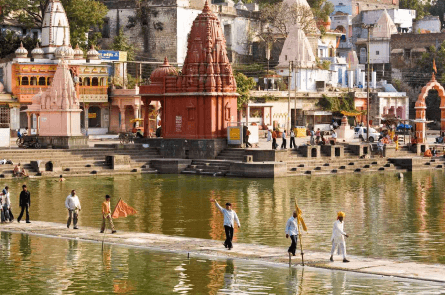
[1,221,444,283]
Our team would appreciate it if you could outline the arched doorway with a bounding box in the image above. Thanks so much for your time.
[415,73,445,143]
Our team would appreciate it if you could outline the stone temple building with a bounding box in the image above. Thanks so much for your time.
[138,1,238,159]
[0,0,112,135]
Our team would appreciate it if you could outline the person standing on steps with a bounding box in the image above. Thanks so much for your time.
[290,128,296,149]
[211,199,241,250]
[285,211,299,256]
[101,195,116,234]
[272,129,278,150]
[281,130,287,149]
[65,190,81,229]
[330,211,349,263]
[17,184,31,223]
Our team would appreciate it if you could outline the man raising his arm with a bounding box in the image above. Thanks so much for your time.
[211,199,241,250]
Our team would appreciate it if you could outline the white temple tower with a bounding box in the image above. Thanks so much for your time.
[41,0,71,59]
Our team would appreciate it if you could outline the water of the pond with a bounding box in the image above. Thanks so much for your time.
[2,170,445,265]
[0,233,443,294]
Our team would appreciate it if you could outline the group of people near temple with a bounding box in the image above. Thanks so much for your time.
[211,199,349,263]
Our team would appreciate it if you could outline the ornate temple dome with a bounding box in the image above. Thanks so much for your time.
[86,45,99,60]
[54,42,74,59]
[31,43,44,59]
[150,57,178,84]
[41,0,70,57]
[73,44,84,59]
[177,0,237,93]
[15,42,28,58]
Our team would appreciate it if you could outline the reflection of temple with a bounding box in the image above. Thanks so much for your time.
[0,0,111,135]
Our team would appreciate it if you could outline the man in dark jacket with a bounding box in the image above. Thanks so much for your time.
[17,184,30,223]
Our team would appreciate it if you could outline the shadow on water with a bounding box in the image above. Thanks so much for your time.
[2,170,445,264]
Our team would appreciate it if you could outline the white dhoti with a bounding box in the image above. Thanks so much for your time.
[330,241,347,259]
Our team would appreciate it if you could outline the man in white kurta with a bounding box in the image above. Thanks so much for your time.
[330,211,349,262]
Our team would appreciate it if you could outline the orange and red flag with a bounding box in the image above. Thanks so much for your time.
[112,198,137,219]
[433,58,437,74]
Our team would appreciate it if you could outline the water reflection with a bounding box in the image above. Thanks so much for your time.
[0,234,444,294]
[2,170,445,264]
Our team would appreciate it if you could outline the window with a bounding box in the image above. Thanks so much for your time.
[33,32,38,40]
[30,77,37,85]
[0,68,3,84]
[39,77,46,86]
[21,77,29,86]
[92,77,99,86]
[404,49,411,58]
[0,106,10,128]
[47,77,52,86]
[376,51,380,55]
[22,28,27,35]
[102,18,110,38]
[285,55,288,61]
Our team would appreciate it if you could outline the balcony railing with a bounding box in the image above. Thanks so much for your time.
[16,86,49,95]
[79,87,107,95]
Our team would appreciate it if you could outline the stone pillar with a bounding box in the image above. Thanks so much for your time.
[27,113,32,132]
[84,104,89,136]
[36,114,40,135]
[415,99,426,143]
[101,105,110,129]
[143,99,151,137]
[134,105,140,127]
[119,107,126,132]
[372,71,377,88]
[348,71,354,88]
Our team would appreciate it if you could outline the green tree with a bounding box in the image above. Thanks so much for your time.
[400,0,431,20]
[429,0,445,25]
[0,0,108,48]
[234,72,256,109]
[111,28,136,61]
[0,31,39,58]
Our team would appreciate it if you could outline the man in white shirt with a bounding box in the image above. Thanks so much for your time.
[281,130,287,149]
[330,211,349,263]
[65,190,81,229]
[211,199,241,250]
[1,186,12,223]
[289,129,296,149]
[285,211,299,256]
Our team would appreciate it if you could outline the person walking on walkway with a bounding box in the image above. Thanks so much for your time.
[101,195,116,234]
[281,130,287,149]
[1,186,12,223]
[17,184,31,223]
[211,199,241,250]
[272,130,278,150]
[285,211,299,256]
[65,190,81,229]
[290,129,296,149]
[330,211,349,263]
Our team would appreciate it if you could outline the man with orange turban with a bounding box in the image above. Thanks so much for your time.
[330,211,349,263]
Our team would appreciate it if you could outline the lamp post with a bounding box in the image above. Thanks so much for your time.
[363,23,374,142]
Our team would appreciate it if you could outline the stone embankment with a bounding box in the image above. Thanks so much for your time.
[2,221,445,283]
[0,143,443,178]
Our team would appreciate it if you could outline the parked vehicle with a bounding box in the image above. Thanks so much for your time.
[16,136,41,149]
[354,127,380,142]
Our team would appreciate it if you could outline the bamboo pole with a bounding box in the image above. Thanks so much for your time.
[297,221,304,266]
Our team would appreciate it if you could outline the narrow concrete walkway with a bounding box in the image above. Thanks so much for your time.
[1,221,444,283]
